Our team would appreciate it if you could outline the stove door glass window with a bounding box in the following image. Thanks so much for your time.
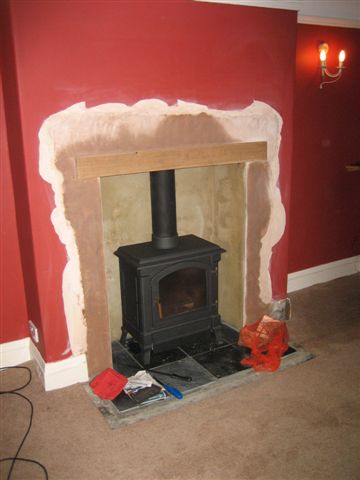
[158,267,206,319]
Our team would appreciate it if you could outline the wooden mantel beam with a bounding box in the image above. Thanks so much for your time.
[76,141,267,179]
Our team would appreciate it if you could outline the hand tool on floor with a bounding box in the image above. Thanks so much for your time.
[152,376,183,400]
[149,369,192,382]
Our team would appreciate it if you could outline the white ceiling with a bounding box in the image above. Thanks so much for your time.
[195,0,360,27]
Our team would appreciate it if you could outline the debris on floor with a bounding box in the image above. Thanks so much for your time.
[239,315,289,372]
[124,371,168,405]
[91,369,182,406]
[83,322,313,428]
[90,368,128,400]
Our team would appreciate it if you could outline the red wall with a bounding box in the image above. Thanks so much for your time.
[1,0,296,362]
[289,25,360,273]
[0,81,29,343]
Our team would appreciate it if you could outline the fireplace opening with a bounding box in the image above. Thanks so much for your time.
[39,99,284,378]
[114,169,225,366]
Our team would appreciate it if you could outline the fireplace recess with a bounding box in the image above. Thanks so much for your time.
[114,169,225,366]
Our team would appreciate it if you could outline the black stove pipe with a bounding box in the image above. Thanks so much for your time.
[150,170,178,249]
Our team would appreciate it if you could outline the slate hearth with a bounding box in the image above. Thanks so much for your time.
[110,323,296,414]
[84,322,314,429]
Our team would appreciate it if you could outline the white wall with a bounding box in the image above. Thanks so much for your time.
[196,1,360,27]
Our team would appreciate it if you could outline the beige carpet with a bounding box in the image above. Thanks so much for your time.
[1,274,359,480]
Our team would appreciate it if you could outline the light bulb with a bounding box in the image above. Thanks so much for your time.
[338,50,345,66]
[320,49,327,62]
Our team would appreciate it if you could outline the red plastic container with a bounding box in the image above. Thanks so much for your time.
[90,368,128,400]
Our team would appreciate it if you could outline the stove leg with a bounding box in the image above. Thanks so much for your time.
[213,325,222,345]
[142,348,152,367]
[120,326,128,345]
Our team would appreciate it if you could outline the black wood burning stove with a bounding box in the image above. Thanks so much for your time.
[114,170,225,366]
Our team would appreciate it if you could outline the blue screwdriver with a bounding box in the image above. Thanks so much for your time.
[153,376,183,399]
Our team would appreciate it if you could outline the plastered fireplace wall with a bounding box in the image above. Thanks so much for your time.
[39,99,284,376]
[101,163,246,341]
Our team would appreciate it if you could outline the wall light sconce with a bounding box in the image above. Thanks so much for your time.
[319,43,346,89]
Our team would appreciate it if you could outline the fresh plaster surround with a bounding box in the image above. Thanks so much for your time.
[39,99,284,377]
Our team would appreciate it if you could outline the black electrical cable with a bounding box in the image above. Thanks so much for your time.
[0,366,49,480]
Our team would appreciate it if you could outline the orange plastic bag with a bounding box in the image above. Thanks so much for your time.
[238,315,289,372]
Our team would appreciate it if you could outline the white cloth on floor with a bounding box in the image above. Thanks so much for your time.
[124,370,162,393]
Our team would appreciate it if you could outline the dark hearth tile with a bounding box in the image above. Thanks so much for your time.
[284,346,296,356]
[179,323,240,356]
[143,348,187,369]
[221,323,240,344]
[179,330,229,356]
[122,337,187,368]
[149,357,216,394]
[194,344,251,378]
[111,341,142,377]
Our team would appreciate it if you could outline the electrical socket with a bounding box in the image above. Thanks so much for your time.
[28,320,39,343]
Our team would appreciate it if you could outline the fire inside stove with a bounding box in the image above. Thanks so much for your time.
[158,267,206,318]
[114,169,225,366]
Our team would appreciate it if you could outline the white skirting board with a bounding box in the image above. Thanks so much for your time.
[29,342,89,391]
[0,337,89,391]
[0,337,31,368]
[288,255,360,293]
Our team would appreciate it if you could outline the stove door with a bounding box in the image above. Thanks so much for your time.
[152,261,210,326]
